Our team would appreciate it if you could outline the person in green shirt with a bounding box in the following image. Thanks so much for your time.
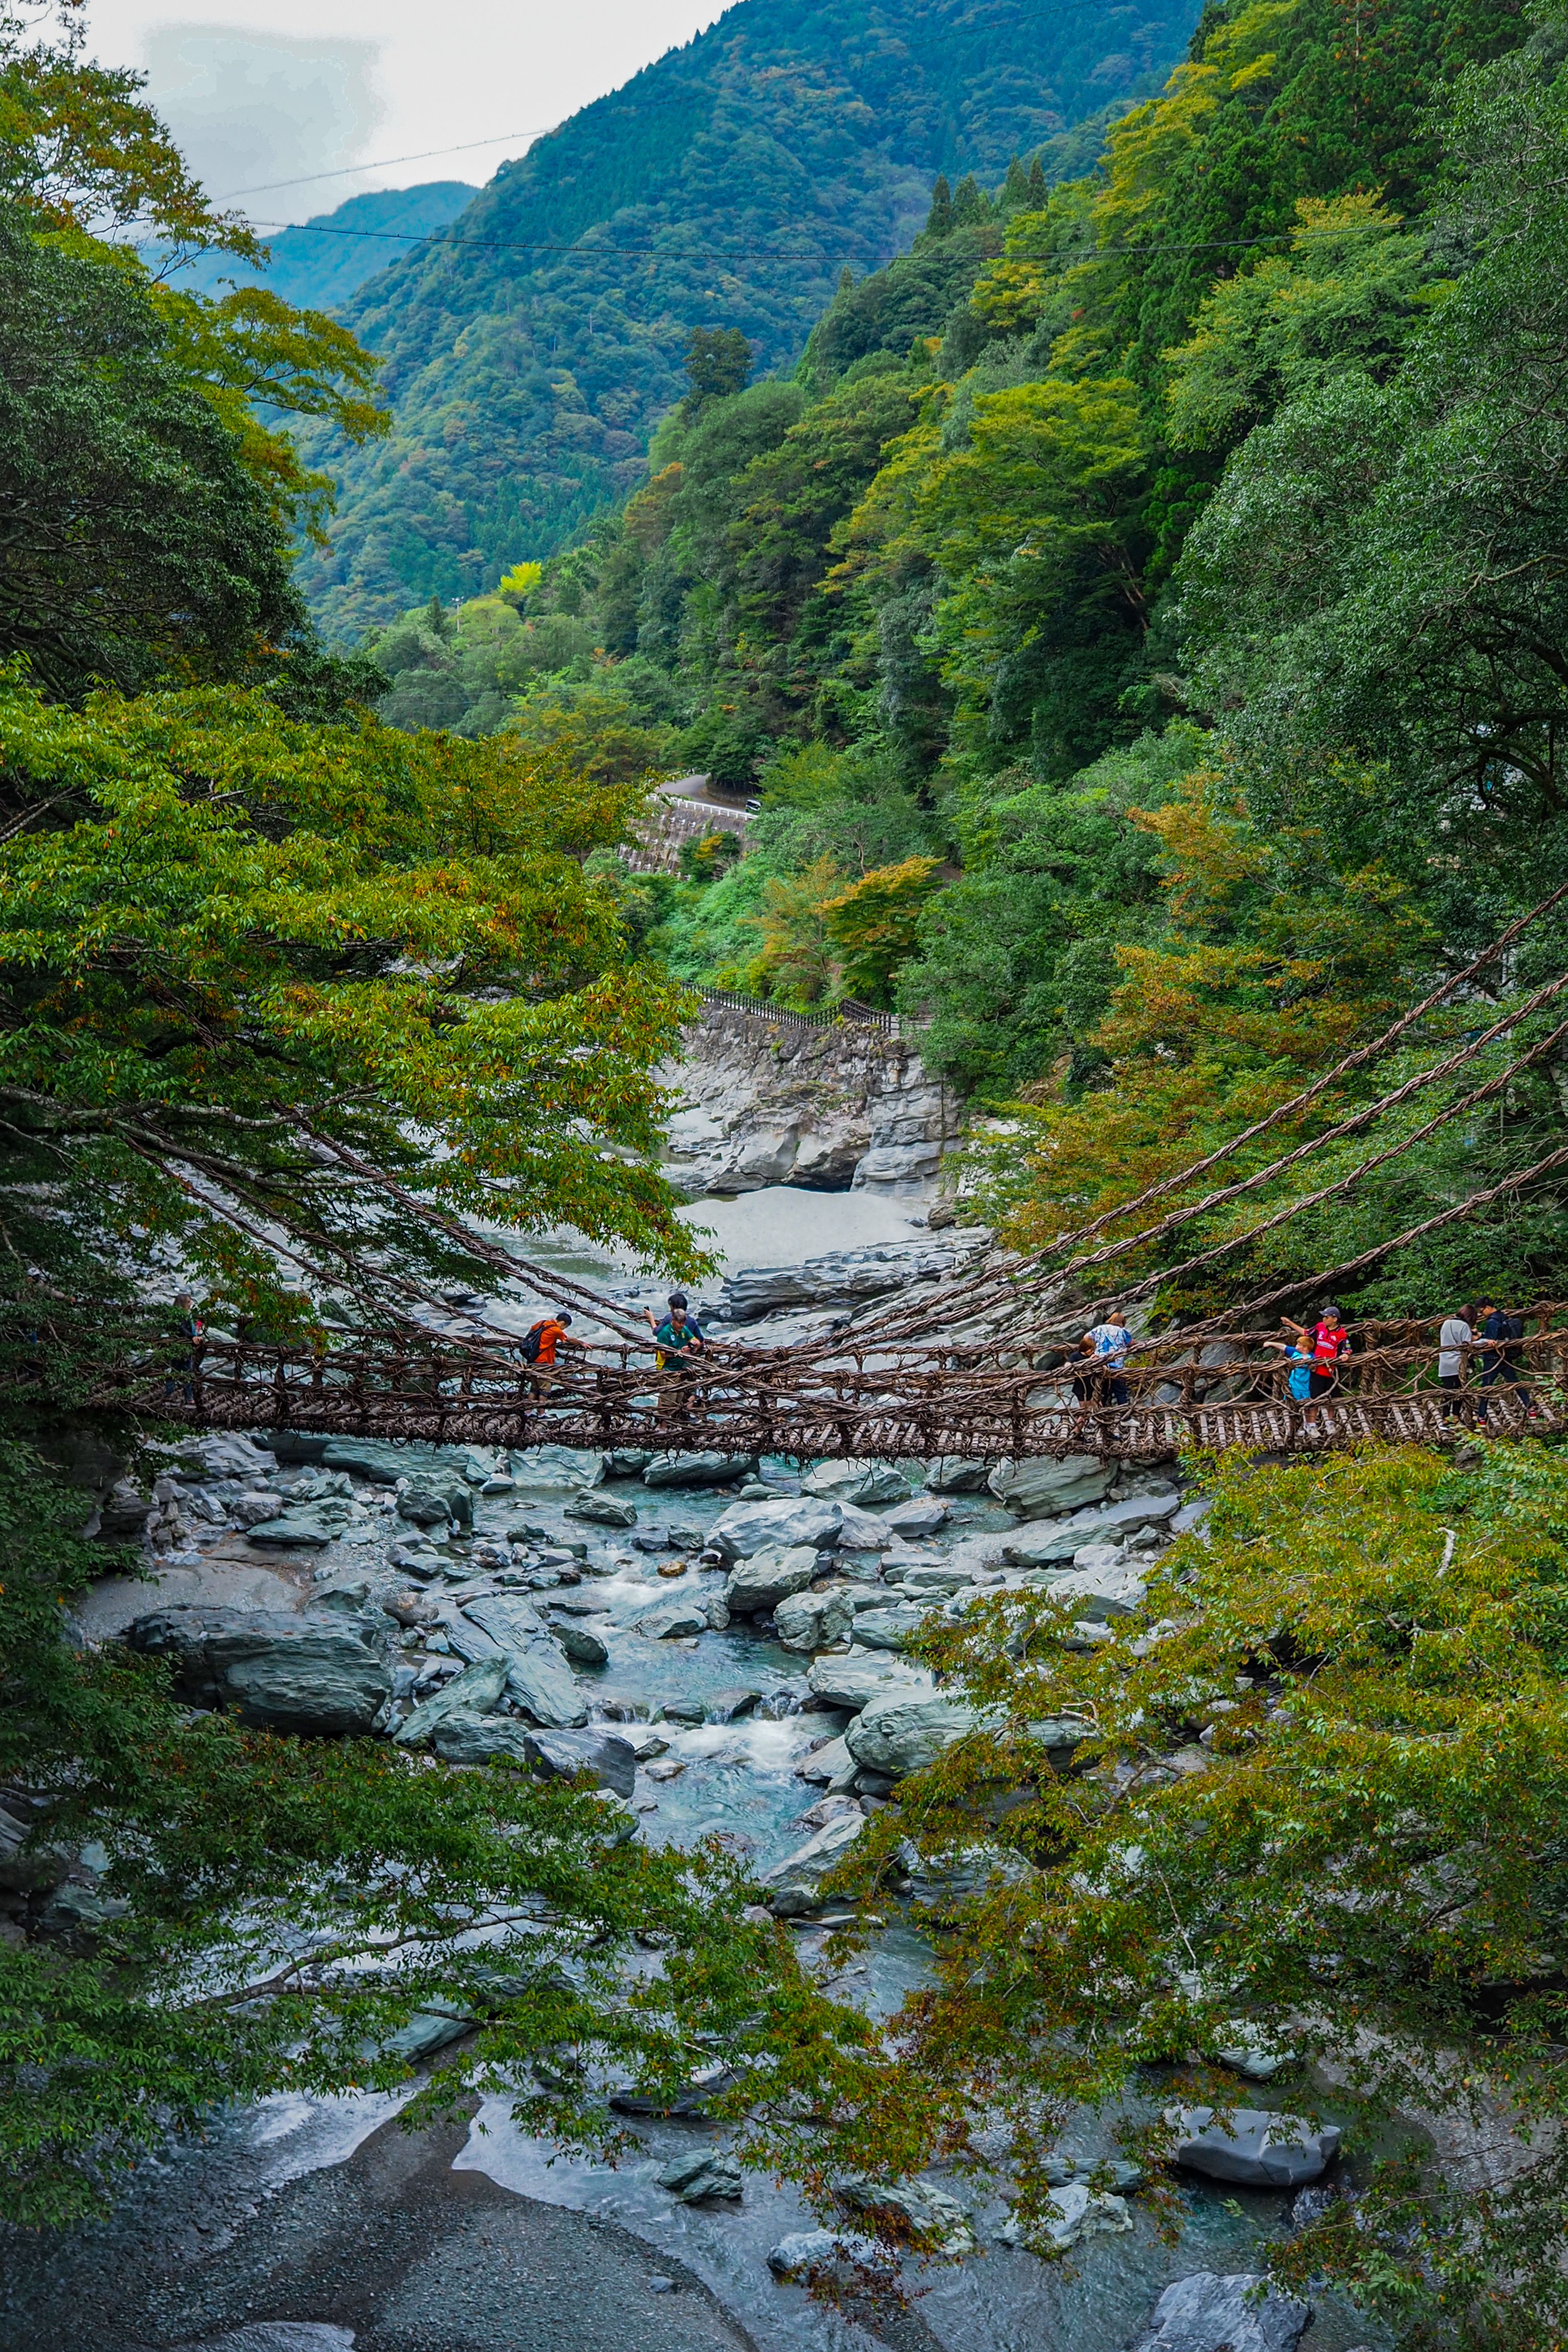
[645,1292,705,1372]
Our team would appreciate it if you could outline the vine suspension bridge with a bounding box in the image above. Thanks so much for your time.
[70,877,1568,1462]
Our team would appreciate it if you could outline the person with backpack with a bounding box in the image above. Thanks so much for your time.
[1280,1302,1351,1410]
[162,1290,204,1403]
[1477,1297,1536,1419]
[519,1308,585,1397]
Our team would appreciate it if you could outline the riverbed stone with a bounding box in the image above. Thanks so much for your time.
[848,1605,927,1651]
[883,1494,950,1538]
[708,1496,844,1561]
[763,1807,865,1914]
[563,1490,638,1528]
[394,1654,510,1745]
[836,2174,976,2256]
[766,2227,879,2283]
[774,1586,855,1652]
[807,1651,932,1712]
[724,1543,820,1615]
[1131,2271,1313,2352]
[636,1600,708,1639]
[997,2183,1133,2251]
[796,1734,856,1787]
[524,1727,636,1798]
[503,1646,590,1728]
[657,2148,744,2202]
[835,1503,896,1551]
[642,1451,757,1489]
[706,1686,761,1722]
[127,1605,391,1735]
[801,1460,911,1506]
[244,1496,354,1548]
[925,1457,992,1492]
[429,1709,534,1766]
[550,1620,609,1667]
[1024,1558,1149,1620]
[989,1456,1115,1517]
[1168,2106,1340,2188]
[602,1449,652,1478]
[847,1690,980,1777]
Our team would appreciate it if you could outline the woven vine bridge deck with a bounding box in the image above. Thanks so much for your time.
[131,1310,1568,1462]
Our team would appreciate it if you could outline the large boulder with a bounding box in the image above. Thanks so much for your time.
[429,1709,533,1766]
[807,1651,932,1713]
[774,1586,855,1652]
[926,1457,992,1493]
[767,2227,878,2284]
[989,1457,1115,1518]
[550,1620,609,1668]
[244,1494,354,1548]
[801,1460,911,1506]
[1006,1492,1181,1565]
[835,2174,976,2256]
[657,2148,743,2202]
[725,1544,820,1615]
[1169,2106,1341,2189]
[707,1496,843,1562]
[635,1600,708,1639]
[1130,2272,1313,2352]
[1025,1558,1149,1621]
[836,1502,896,1551]
[127,1606,390,1735]
[763,1807,865,1915]
[524,1727,636,1798]
[563,1490,638,1528]
[641,1451,756,1489]
[846,1690,980,1777]
[997,2182,1133,2252]
[504,1646,590,1727]
[395,1655,510,1745]
[848,1605,927,1652]
[883,1494,950,1539]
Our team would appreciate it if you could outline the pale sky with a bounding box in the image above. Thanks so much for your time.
[82,0,728,223]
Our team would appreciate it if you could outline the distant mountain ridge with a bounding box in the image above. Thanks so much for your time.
[169,182,478,314]
[298,0,1199,642]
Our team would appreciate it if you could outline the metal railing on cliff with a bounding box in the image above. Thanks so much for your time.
[696,986,907,1036]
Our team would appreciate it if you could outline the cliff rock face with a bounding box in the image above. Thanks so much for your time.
[663,1008,962,1196]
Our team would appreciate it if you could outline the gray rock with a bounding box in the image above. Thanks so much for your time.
[1131,2271,1313,2352]
[602,1448,652,1477]
[763,1808,864,1914]
[429,1709,534,1766]
[1026,1558,1149,1621]
[899,1562,971,1592]
[524,1728,636,1797]
[505,1646,590,1728]
[796,1734,856,1788]
[707,1496,844,1561]
[706,1686,761,1722]
[244,1498,354,1548]
[989,1456,1115,1518]
[766,2227,879,2284]
[883,1494,950,1538]
[774,1586,855,1652]
[893,1840,1037,1905]
[996,2184,1132,2251]
[563,1490,638,1528]
[807,1651,932,1712]
[641,1452,756,1489]
[656,2148,744,2202]
[925,1457,993,1492]
[1169,2106,1341,2188]
[551,1620,609,1668]
[835,2174,976,2255]
[724,1543,820,1615]
[836,1503,896,1551]
[848,1605,927,1652]
[127,1606,390,1735]
[1172,1497,1214,1536]
[846,1690,979,1777]
[636,1601,708,1640]
[801,1460,911,1506]
[395,1654,511,1745]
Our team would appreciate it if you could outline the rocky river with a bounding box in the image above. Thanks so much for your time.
[1,1183,1388,2352]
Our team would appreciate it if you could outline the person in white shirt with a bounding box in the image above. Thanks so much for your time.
[1084,1310,1133,1408]
[1436,1305,1475,1418]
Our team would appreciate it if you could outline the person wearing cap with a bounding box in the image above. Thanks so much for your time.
[646,1292,705,1373]
[526,1307,585,1396]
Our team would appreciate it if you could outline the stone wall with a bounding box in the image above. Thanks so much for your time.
[662,1007,963,1196]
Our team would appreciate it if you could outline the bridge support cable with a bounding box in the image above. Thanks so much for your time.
[1057,973,1568,1283]
[296,1122,663,1351]
[1037,875,1568,1260]
[1180,1137,1568,1334]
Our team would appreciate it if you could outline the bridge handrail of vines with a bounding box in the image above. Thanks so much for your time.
[81,1307,1568,1461]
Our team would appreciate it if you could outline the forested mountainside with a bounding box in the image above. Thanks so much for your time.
[172,182,477,313]
[366,0,1568,1318]
[298,0,1198,638]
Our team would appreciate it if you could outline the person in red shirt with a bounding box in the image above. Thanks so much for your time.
[1280,1301,1351,1409]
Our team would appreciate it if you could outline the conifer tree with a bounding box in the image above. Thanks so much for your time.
[1002,154,1030,210]
[951,172,989,226]
[1026,152,1047,205]
[925,172,953,235]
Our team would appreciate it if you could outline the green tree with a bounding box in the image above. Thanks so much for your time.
[683,325,754,412]
[820,852,943,1002]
